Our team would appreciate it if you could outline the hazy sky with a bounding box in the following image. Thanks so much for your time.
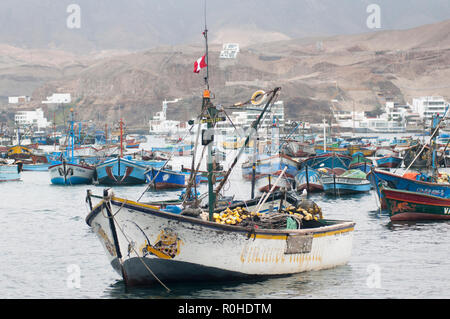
[0,0,448,52]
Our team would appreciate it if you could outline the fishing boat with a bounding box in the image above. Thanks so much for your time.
[0,165,21,182]
[85,26,355,288]
[95,119,149,186]
[298,153,352,172]
[402,143,431,169]
[241,154,299,180]
[96,156,149,186]
[347,144,375,157]
[49,109,95,185]
[349,152,373,173]
[254,173,293,193]
[22,163,51,171]
[49,159,95,185]
[367,168,450,209]
[126,139,140,149]
[381,185,450,221]
[145,167,188,190]
[281,139,315,158]
[294,166,323,193]
[321,169,371,195]
[368,111,450,210]
[376,155,403,168]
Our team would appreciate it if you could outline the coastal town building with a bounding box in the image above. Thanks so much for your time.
[412,96,448,123]
[14,108,51,129]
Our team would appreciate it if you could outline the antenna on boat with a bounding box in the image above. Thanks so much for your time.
[203,0,209,90]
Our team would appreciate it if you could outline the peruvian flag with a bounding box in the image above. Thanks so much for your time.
[194,55,207,73]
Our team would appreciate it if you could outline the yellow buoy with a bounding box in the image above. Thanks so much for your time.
[251,90,266,106]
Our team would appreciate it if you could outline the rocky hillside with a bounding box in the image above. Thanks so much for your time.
[3,19,450,126]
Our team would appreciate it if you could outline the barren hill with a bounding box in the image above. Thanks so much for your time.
[4,19,450,126]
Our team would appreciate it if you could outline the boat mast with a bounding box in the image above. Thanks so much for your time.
[119,118,123,158]
[69,108,74,160]
[202,10,217,220]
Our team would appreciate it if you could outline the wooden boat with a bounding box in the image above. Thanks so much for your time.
[381,185,450,221]
[145,168,190,190]
[281,140,315,157]
[22,163,51,171]
[376,155,403,168]
[294,166,323,193]
[368,112,450,210]
[254,173,293,193]
[367,168,450,209]
[0,165,21,182]
[126,140,140,149]
[95,119,149,186]
[96,156,148,186]
[299,153,352,172]
[241,154,299,180]
[402,143,430,169]
[321,169,371,195]
[347,145,375,157]
[349,152,373,173]
[49,160,95,185]
[49,110,95,185]
[85,189,355,286]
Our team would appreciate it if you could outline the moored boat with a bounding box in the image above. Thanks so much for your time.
[367,168,450,209]
[96,156,148,186]
[145,167,188,190]
[299,153,352,172]
[381,185,450,221]
[85,189,355,286]
[321,169,371,195]
[0,165,21,182]
[294,166,323,193]
[49,109,95,185]
[49,160,95,185]
[376,155,403,168]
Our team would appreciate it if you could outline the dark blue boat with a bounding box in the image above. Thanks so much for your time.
[299,153,352,172]
[96,157,149,185]
[367,168,450,209]
[376,155,403,168]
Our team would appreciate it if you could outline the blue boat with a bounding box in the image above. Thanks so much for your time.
[322,169,371,195]
[145,168,204,189]
[22,163,51,171]
[294,166,323,193]
[145,168,186,189]
[367,168,450,209]
[0,165,20,182]
[299,153,352,172]
[376,155,403,168]
[48,110,95,185]
[241,154,299,180]
[95,119,150,186]
[349,152,373,173]
[96,157,149,185]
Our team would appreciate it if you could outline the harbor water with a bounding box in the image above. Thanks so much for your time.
[1,136,450,299]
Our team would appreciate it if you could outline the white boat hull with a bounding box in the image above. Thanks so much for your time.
[86,194,355,286]
[49,162,94,185]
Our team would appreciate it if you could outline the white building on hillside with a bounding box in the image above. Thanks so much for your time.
[42,93,71,104]
[15,108,50,129]
[9,96,31,104]
[412,96,448,123]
